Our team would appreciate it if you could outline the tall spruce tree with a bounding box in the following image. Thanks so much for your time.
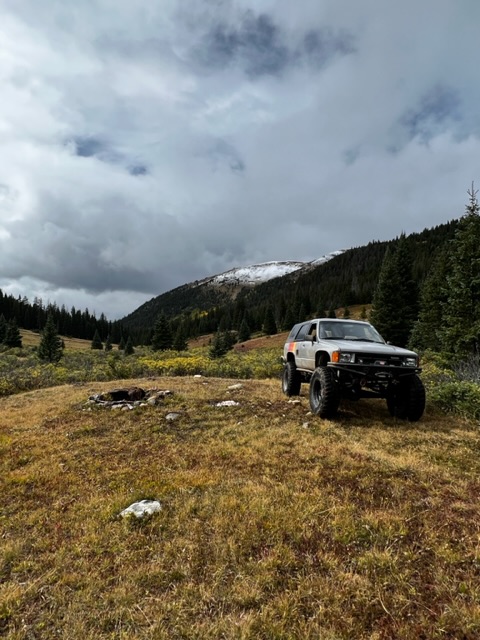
[439,184,480,355]
[91,329,103,350]
[370,235,418,347]
[209,331,228,358]
[37,313,63,362]
[4,318,22,348]
[0,313,7,343]
[173,323,188,351]
[38,313,64,362]
[151,313,173,351]
[409,250,449,352]
[124,336,134,355]
[238,318,251,342]
[262,306,277,335]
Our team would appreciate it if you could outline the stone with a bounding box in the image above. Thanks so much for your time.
[120,499,162,519]
[165,412,182,421]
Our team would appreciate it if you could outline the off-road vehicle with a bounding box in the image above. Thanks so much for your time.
[282,318,425,421]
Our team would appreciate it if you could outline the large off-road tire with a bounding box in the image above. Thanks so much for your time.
[387,374,426,422]
[309,366,340,419]
[282,361,301,396]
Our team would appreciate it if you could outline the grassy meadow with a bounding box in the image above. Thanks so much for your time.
[1,354,480,638]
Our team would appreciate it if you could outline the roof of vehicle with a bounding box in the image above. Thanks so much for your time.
[311,318,372,324]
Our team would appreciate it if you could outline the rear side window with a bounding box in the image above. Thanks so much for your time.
[295,323,314,341]
[287,323,304,341]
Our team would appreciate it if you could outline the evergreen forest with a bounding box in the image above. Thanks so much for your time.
[0,215,465,349]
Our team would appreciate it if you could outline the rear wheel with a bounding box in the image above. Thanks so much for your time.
[309,367,340,419]
[282,361,301,396]
[387,375,426,422]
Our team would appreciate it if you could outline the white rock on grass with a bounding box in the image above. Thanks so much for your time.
[120,500,162,519]
[216,400,240,407]
[165,412,182,421]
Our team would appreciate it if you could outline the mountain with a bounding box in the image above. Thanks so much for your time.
[117,219,458,342]
[120,251,346,331]
[197,251,347,287]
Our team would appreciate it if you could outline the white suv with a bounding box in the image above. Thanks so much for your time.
[282,318,425,421]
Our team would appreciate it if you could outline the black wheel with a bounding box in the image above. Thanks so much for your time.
[387,375,426,422]
[282,361,301,396]
[309,367,340,419]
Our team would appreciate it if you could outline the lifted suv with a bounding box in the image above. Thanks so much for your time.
[282,318,425,421]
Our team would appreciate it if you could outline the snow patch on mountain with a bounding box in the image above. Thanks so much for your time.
[197,251,347,288]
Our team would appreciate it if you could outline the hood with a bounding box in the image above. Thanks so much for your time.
[328,340,417,357]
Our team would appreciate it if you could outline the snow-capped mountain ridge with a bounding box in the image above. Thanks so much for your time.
[196,250,347,288]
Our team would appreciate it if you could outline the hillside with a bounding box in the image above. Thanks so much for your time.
[2,376,479,638]
[118,220,458,341]
[120,252,345,332]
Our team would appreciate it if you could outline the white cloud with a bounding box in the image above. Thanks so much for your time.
[0,0,479,319]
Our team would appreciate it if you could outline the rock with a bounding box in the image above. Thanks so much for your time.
[120,499,162,519]
[165,412,182,421]
[216,400,240,407]
[228,383,243,390]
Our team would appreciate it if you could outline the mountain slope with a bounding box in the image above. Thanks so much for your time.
[118,220,458,338]
[121,252,345,329]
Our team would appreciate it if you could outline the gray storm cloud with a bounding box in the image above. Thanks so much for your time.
[1,0,479,318]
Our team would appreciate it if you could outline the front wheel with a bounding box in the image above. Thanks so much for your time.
[282,361,301,396]
[387,374,426,422]
[309,367,340,419]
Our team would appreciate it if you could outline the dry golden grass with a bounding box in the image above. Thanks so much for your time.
[20,330,94,351]
[2,376,480,639]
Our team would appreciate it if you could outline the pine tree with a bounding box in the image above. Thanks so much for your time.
[209,331,228,358]
[91,329,103,350]
[151,313,173,351]
[124,336,134,355]
[369,235,418,347]
[38,313,64,362]
[104,334,113,351]
[343,306,350,318]
[409,250,449,352]
[0,313,7,343]
[439,184,480,355]
[238,318,251,342]
[4,318,22,348]
[118,336,125,351]
[262,306,277,335]
[173,324,188,351]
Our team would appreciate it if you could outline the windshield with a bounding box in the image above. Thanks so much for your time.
[318,321,385,343]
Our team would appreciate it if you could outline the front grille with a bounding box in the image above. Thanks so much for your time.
[355,354,403,366]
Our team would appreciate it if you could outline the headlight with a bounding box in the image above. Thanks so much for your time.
[332,351,355,363]
[403,357,417,367]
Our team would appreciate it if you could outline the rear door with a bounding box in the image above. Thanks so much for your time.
[296,322,317,370]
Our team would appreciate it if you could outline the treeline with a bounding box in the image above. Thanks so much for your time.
[119,219,459,344]
[0,217,461,347]
[0,292,128,344]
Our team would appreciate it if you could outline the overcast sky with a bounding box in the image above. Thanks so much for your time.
[1,1,479,320]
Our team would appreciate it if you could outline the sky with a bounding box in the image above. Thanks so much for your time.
[1,1,479,320]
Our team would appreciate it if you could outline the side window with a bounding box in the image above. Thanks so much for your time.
[295,323,312,341]
[287,323,303,341]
